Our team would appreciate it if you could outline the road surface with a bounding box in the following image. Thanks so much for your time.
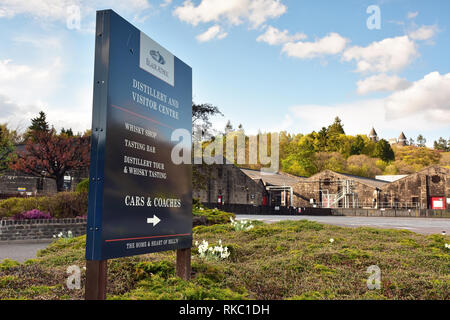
[235,215,449,235]
[0,241,52,263]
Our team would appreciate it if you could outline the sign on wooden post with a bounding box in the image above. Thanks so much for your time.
[85,9,192,299]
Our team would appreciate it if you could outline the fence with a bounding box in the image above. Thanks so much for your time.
[202,203,332,216]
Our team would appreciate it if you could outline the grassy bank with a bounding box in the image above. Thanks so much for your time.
[0,219,449,300]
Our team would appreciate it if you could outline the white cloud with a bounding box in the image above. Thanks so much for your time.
[173,0,286,28]
[256,25,306,45]
[407,11,418,19]
[342,36,418,73]
[282,72,450,136]
[0,58,94,134]
[160,0,172,8]
[281,32,348,59]
[408,25,438,41]
[0,58,63,106]
[196,25,228,42]
[385,71,450,122]
[357,74,411,95]
[0,0,152,24]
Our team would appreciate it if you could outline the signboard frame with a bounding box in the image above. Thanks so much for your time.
[85,9,192,299]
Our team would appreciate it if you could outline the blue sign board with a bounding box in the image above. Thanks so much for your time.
[86,10,192,260]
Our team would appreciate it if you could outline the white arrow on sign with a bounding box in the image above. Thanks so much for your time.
[147,215,161,226]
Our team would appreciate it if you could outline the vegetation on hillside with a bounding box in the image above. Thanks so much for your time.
[0,218,448,300]
[220,117,446,178]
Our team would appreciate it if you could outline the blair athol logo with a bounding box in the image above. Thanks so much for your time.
[150,50,165,65]
[139,32,174,86]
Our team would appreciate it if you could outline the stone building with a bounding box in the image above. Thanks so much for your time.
[240,169,304,206]
[194,163,450,209]
[0,173,56,198]
[0,168,88,198]
[380,165,450,209]
[389,132,408,146]
[369,127,379,142]
[193,164,305,206]
[292,170,388,208]
[193,164,268,206]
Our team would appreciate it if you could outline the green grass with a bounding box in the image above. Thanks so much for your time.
[0,218,449,300]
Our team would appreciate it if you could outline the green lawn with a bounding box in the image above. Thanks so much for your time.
[0,218,449,300]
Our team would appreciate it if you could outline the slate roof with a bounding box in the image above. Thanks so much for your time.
[240,168,304,187]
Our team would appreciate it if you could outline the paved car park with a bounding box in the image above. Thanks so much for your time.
[236,215,449,235]
[0,240,52,263]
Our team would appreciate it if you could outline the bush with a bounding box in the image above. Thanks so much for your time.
[193,206,235,225]
[0,192,88,219]
[13,209,52,220]
[75,178,89,193]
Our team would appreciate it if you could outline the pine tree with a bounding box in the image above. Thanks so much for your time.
[374,139,395,162]
[327,116,345,136]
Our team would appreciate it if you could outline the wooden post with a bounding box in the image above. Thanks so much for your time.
[176,248,191,280]
[85,260,108,300]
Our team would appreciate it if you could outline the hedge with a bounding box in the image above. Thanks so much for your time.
[0,192,88,219]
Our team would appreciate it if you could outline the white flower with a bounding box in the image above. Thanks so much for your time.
[329,238,335,243]
[445,243,449,249]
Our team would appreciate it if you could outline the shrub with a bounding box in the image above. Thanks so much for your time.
[0,259,20,270]
[193,207,235,225]
[13,209,52,220]
[75,178,89,193]
[0,192,88,219]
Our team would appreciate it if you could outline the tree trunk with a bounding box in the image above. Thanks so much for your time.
[56,175,65,192]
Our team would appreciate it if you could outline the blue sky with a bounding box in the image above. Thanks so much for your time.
[0,0,449,146]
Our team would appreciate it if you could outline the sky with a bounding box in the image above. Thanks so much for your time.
[0,0,449,147]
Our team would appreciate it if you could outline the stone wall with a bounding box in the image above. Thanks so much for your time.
[381,166,450,209]
[194,164,268,205]
[292,170,381,208]
[0,218,87,241]
[331,208,450,218]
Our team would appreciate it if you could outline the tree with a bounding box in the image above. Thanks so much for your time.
[0,124,15,173]
[374,139,395,162]
[192,102,223,191]
[10,131,90,192]
[327,116,345,136]
[192,103,223,139]
[60,128,74,137]
[434,137,448,151]
[224,120,234,134]
[346,154,382,178]
[417,134,426,147]
[350,135,365,155]
[313,152,346,173]
[25,111,50,142]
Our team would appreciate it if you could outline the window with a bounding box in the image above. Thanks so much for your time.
[431,175,441,183]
